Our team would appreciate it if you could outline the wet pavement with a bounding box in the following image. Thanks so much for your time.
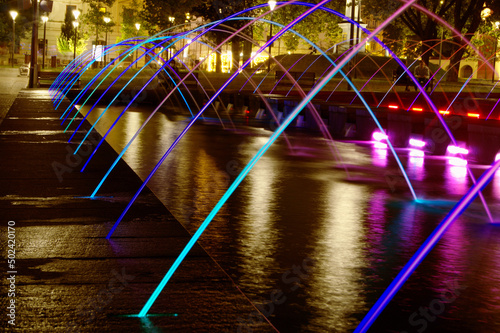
[0,71,274,332]
[0,68,28,126]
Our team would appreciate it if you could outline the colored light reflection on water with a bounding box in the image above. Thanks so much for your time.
[83,106,500,332]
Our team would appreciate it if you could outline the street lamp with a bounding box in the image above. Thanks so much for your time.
[167,17,174,61]
[103,17,111,66]
[41,15,48,69]
[135,23,140,69]
[492,21,500,83]
[72,9,80,61]
[267,0,276,73]
[9,10,18,68]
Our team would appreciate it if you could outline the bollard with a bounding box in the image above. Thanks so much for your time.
[423,117,453,156]
[468,121,500,164]
[328,105,347,139]
[355,108,379,141]
[387,112,412,147]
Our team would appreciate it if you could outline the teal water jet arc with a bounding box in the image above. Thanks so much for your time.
[47,0,499,329]
[134,0,419,318]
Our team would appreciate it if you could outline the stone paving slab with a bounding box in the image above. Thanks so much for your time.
[0,89,274,332]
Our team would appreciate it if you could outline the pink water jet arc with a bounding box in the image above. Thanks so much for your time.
[45,0,500,331]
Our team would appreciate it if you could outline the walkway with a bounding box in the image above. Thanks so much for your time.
[0,68,273,332]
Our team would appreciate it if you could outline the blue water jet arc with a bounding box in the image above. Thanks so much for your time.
[136,0,417,317]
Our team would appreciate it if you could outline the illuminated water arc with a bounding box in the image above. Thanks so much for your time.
[350,51,400,105]
[107,3,420,240]
[71,42,179,153]
[323,46,356,101]
[91,6,304,197]
[239,63,265,92]
[60,42,147,124]
[79,59,193,171]
[55,38,158,110]
[103,0,334,228]
[61,47,137,126]
[248,15,414,199]
[354,159,500,333]
[58,39,155,116]
[50,58,84,97]
[53,51,100,109]
[485,98,500,120]
[54,52,110,110]
[65,38,178,140]
[405,70,441,112]
[49,62,82,98]
[411,2,498,75]
[61,35,183,127]
[134,0,418,318]
[79,36,232,168]
[331,0,496,220]
[78,42,217,169]
[52,59,89,107]
[98,1,447,206]
[51,43,123,97]
[422,54,495,222]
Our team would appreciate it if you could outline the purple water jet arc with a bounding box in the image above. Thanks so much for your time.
[355,159,500,333]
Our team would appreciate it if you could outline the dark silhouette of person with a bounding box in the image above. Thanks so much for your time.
[414,60,431,92]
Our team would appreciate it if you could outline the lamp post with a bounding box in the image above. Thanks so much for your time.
[167,16,174,61]
[41,14,48,69]
[103,17,111,66]
[267,0,276,73]
[135,23,140,69]
[72,21,79,61]
[72,9,80,61]
[438,0,444,69]
[492,21,500,83]
[9,10,18,68]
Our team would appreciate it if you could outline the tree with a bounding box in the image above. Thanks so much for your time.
[364,0,500,82]
[191,1,344,72]
[81,0,115,62]
[140,0,202,34]
[255,1,343,53]
[191,0,248,73]
[57,7,88,57]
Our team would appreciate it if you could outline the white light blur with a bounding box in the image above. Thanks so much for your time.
[372,131,387,142]
[374,142,387,149]
[448,157,468,166]
[409,149,425,157]
[409,138,426,148]
[447,145,469,155]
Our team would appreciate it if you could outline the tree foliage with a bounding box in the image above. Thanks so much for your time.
[250,1,343,53]
[58,4,89,56]
[56,35,87,55]
[0,1,31,52]
[190,1,345,72]
[363,0,500,81]
[117,0,144,42]
[140,0,202,34]
[81,1,115,44]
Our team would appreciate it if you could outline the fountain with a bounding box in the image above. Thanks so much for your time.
[47,1,500,331]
